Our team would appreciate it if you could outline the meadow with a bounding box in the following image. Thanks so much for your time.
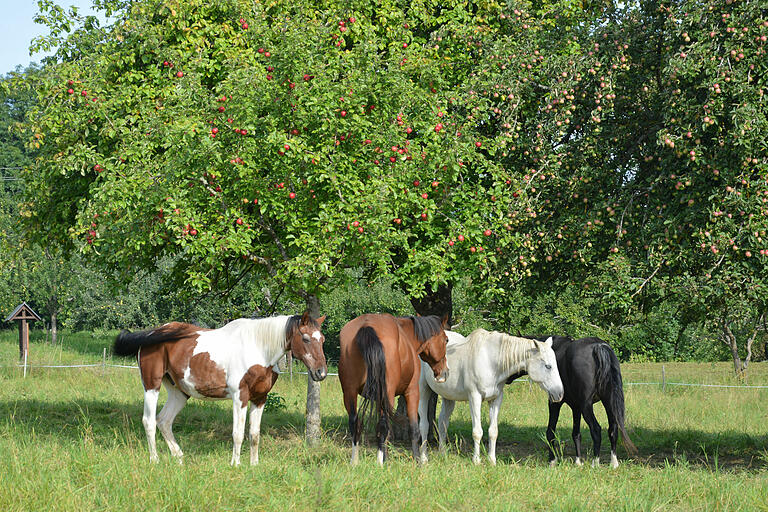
[1,330,767,511]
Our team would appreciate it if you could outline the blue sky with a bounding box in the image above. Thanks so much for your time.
[0,0,104,75]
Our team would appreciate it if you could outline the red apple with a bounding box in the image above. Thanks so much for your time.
[393,218,401,224]
[458,234,465,242]
[475,141,482,148]
[484,229,492,236]
[289,192,296,199]
[67,88,74,94]
[236,218,243,225]
[176,71,184,78]
[413,180,420,187]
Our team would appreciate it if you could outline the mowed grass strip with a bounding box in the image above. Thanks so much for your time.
[0,331,767,511]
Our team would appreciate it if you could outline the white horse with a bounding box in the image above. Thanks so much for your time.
[418,329,564,464]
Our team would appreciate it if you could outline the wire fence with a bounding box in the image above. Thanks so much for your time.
[2,360,768,389]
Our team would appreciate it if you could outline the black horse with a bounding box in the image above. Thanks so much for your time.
[508,335,637,467]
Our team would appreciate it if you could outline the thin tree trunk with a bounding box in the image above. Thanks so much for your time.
[722,323,743,375]
[50,311,58,346]
[305,294,322,445]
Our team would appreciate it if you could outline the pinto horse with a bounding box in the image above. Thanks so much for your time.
[113,312,327,465]
[418,329,564,465]
[513,335,637,468]
[339,313,449,466]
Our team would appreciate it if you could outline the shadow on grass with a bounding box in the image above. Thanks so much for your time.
[0,397,309,459]
[3,397,766,471]
[319,412,768,472]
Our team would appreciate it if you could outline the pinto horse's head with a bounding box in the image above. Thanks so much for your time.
[414,314,450,383]
[288,311,327,381]
[526,337,564,402]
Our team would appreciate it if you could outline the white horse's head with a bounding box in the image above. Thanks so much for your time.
[526,337,564,402]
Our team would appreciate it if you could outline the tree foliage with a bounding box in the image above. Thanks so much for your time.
[9,0,768,367]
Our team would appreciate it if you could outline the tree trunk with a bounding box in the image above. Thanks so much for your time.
[721,323,744,375]
[50,310,58,346]
[409,281,453,322]
[305,294,322,445]
[393,281,452,442]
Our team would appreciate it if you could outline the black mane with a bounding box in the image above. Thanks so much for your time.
[405,315,444,343]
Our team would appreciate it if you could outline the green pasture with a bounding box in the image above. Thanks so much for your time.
[0,331,766,511]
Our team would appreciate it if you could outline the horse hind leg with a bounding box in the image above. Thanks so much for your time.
[604,406,620,468]
[344,392,361,465]
[376,404,390,467]
[156,377,188,463]
[142,388,160,463]
[581,403,602,467]
[571,406,584,466]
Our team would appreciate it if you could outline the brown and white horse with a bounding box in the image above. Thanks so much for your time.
[339,313,449,466]
[113,312,327,465]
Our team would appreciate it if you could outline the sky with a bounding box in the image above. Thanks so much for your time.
[0,0,105,75]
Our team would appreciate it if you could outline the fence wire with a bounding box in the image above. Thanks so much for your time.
[2,361,767,388]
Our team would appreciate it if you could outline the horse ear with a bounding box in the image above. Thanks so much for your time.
[543,336,553,349]
[301,310,311,324]
[440,313,450,329]
[316,315,326,326]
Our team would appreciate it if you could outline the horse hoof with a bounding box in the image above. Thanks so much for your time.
[592,458,600,468]
[419,455,428,464]
[489,457,497,466]
[574,457,583,466]
[610,454,619,469]
[472,457,481,465]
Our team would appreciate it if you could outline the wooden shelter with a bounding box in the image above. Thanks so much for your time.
[5,302,42,361]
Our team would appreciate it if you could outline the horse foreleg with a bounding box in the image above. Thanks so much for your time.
[142,388,160,463]
[468,392,484,465]
[438,399,456,453]
[156,380,188,463]
[230,395,249,466]
[546,401,564,467]
[582,403,602,467]
[487,392,503,465]
[417,380,433,463]
[571,406,584,466]
[249,402,265,465]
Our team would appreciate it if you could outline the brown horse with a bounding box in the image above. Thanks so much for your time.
[339,313,449,465]
[113,312,326,465]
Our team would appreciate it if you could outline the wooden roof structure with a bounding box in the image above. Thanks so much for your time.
[5,302,42,323]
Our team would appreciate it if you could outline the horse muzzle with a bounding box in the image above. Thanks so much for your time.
[549,387,564,403]
[309,366,328,382]
[434,367,449,384]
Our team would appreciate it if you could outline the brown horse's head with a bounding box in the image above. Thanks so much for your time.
[413,314,450,383]
[287,311,327,381]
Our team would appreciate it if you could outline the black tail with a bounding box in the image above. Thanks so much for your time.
[113,325,188,358]
[354,326,391,436]
[593,343,638,456]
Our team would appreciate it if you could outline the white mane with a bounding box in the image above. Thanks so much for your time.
[465,328,537,374]
[218,315,293,360]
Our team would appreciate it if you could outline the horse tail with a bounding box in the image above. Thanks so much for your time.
[593,342,638,456]
[354,326,391,435]
[113,324,190,358]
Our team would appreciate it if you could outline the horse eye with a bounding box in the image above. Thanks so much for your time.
[302,334,311,343]
[545,364,552,370]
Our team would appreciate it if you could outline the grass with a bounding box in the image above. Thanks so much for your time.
[1,330,767,511]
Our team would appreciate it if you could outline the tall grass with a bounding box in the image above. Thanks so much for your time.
[0,331,766,511]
